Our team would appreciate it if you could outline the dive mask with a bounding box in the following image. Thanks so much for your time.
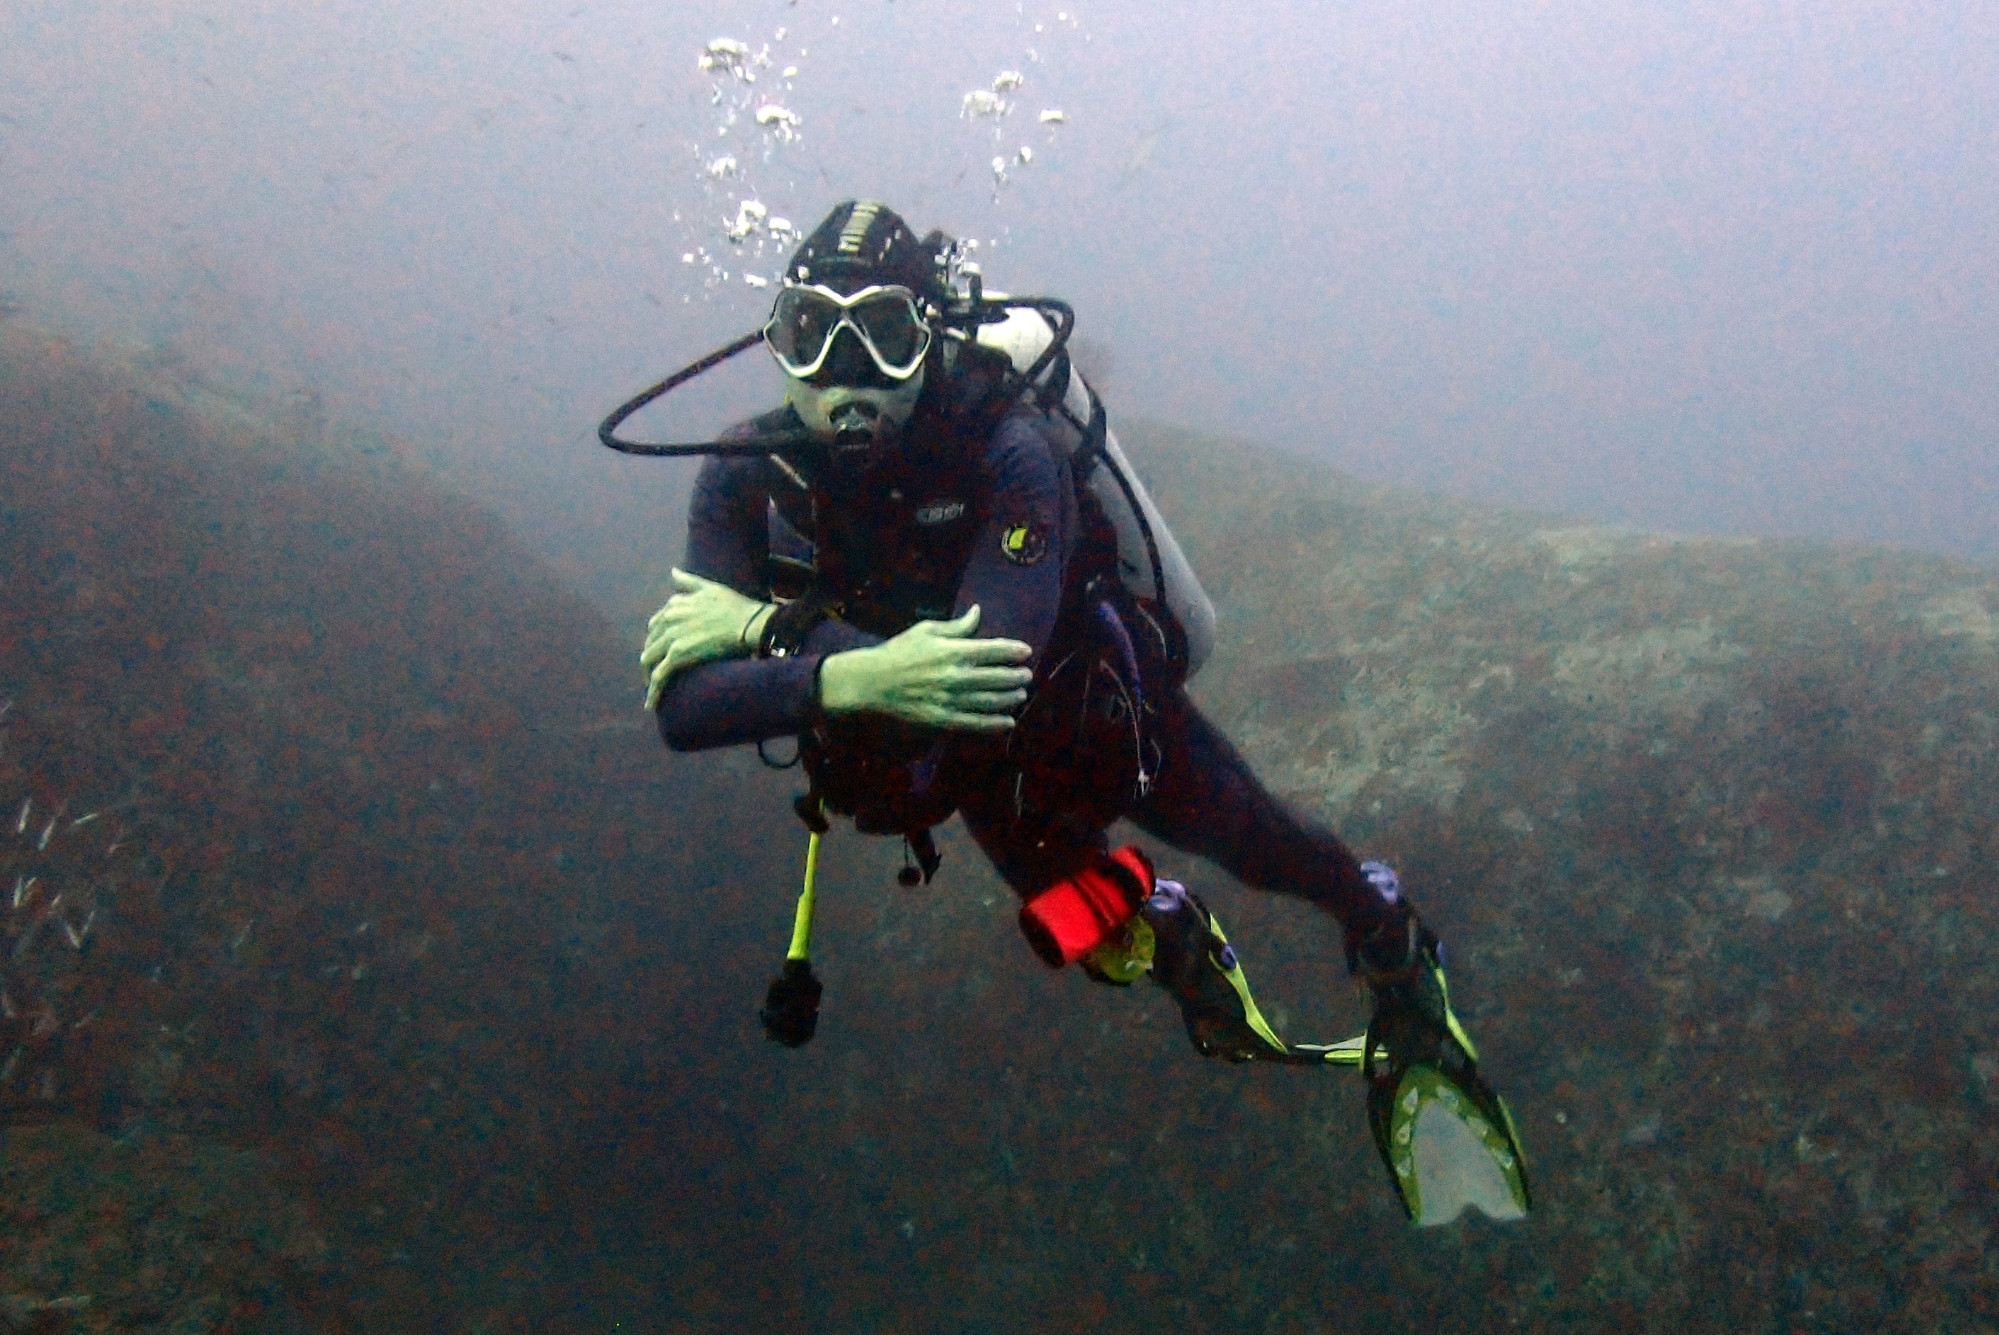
[764,283,933,382]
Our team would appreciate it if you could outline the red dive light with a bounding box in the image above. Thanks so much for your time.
[1019,845,1154,968]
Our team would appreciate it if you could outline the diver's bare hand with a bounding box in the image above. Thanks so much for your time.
[818,606,1033,732]
[641,568,773,710]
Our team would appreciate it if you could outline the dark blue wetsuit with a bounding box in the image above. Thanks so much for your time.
[657,400,1390,940]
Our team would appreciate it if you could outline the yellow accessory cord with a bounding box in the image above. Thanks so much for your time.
[760,819,826,1048]
[786,828,822,962]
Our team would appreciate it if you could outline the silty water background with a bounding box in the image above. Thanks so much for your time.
[3,0,1996,611]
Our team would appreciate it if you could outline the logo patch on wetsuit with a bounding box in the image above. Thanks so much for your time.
[914,499,966,525]
[1000,521,1048,565]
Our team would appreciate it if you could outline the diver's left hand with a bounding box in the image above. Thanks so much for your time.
[641,569,772,709]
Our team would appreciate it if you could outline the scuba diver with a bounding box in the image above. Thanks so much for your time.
[617,200,1528,1226]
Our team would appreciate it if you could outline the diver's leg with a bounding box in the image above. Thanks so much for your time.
[1126,699,1532,1212]
[950,753,1109,899]
[953,725,1346,1062]
[1129,694,1405,944]
[955,760,1169,976]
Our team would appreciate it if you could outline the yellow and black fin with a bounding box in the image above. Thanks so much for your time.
[1361,945,1530,1226]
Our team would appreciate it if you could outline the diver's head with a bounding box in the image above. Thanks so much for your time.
[765,200,947,461]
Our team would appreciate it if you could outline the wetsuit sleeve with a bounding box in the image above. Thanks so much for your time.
[658,456,842,750]
[679,454,767,596]
[952,413,1075,666]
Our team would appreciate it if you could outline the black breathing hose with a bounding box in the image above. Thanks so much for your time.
[597,329,816,458]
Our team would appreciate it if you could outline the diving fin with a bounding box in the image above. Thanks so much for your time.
[1142,880,1293,1062]
[1359,935,1530,1227]
[1139,878,1531,1226]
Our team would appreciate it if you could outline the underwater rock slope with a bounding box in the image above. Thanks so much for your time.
[5,310,1993,1331]
[0,324,790,1330]
[1133,419,1999,1329]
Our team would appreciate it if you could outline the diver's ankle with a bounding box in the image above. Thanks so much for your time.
[1352,906,1438,994]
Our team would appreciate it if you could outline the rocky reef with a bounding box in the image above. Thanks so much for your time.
[1140,419,1999,1330]
[2,322,1993,1332]
[0,324,797,1330]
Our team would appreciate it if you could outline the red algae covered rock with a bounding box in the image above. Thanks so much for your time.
[0,1122,328,1332]
[0,322,795,1331]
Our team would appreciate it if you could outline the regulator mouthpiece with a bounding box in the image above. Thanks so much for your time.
[830,399,882,454]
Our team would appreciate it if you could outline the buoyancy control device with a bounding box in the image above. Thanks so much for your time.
[598,273,1215,683]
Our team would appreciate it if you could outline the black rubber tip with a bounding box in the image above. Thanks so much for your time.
[759,958,822,1048]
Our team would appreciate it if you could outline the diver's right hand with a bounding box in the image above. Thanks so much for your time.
[818,606,1033,732]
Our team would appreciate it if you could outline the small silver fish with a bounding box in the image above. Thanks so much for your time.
[70,811,100,829]
[37,817,56,851]
[1,989,15,1019]
[13,796,28,835]
[0,1045,20,1083]
[62,910,94,951]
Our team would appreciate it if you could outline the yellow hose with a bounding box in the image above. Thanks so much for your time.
[785,828,821,962]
